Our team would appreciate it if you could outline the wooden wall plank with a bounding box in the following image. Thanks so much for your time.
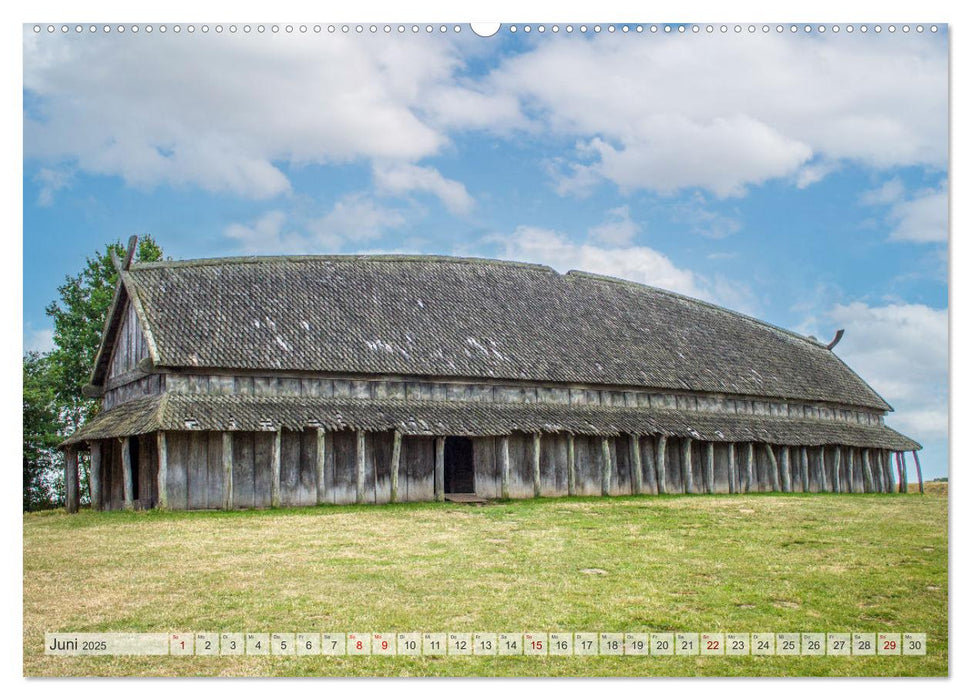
[280,429,302,506]
[371,431,393,504]
[206,432,223,509]
[472,436,499,499]
[297,429,317,506]
[166,432,189,510]
[187,432,209,510]
[253,431,275,508]
[404,435,435,502]
[233,432,256,508]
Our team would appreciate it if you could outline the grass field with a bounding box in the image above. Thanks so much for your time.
[23,485,947,677]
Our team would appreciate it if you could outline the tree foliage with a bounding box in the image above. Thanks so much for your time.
[24,236,164,510]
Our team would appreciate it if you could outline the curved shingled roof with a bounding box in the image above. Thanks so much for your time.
[116,255,891,411]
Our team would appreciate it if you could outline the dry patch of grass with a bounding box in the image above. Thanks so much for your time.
[24,488,947,677]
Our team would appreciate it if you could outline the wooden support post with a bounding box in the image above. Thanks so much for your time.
[800,447,810,492]
[764,445,779,492]
[745,442,755,493]
[832,446,841,493]
[315,428,328,505]
[390,430,402,503]
[779,446,792,492]
[818,446,828,492]
[848,449,857,493]
[883,450,895,493]
[567,433,576,496]
[894,452,903,493]
[862,448,874,492]
[64,447,79,514]
[704,442,715,494]
[157,431,168,509]
[601,437,613,496]
[222,432,234,510]
[353,431,365,504]
[727,443,737,494]
[532,433,542,498]
[899,451,908,494]
[89,441,102,511]
[630,435,643,495]
[121,436,134,510]
[272,429,282,507]
[656,435,668,494]
[500,436,510,499]
[872,449,883,492]
[434,436,445,502]
[682,438,693,494]
[912,451,924,495]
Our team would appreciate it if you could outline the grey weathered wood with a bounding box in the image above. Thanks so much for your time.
[566,433,576,496]
[727,443,736,494]
[434,436,445,502]
[832,446,841,493]
[630,435,643,495]
[532,433,542,498]
[355,431,366,504]
[500,436,511,499]
[390,430,402,503]
[64,447,79,513]
[120,436,134,509]
[156,431,168,508]
[222,432,234,509]
[899,451,908,493]
[883,450,895,493]
[779,447,791,492]
[704,442,715,494]
[682,438,693,494]
[817,446,827,492]
[601,437,612,496]
[656,435,667,494]
[912,450,924,495]
[764,445,779,492]
[271,429,282,507]
[745,443,755,493]
[89,441,102,510]
[846,448,857,493]
[800,447,809,492]
[315,429,327,505]
[862,448,874,492]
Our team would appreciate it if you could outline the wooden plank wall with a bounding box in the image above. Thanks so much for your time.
[143,429,897,509]
[106,301,151,384]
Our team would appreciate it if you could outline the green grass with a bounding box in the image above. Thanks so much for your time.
[23,485,947,677]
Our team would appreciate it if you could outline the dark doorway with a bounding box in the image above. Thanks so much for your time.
[444,437,475,494]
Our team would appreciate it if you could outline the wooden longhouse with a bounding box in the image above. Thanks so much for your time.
[60,239,922,512]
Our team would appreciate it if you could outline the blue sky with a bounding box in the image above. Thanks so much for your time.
[23,24,949,477]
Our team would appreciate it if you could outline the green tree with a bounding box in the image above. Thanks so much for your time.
[23,352,61,510]
[26,236,165,510]
[44,236,164,428]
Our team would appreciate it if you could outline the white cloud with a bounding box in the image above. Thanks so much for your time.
[307,193,407,247]
[23,325,55,354]
[888,183,948,243]
[224,211,307,254]
[24,30,947,203]
[483,32,947,196]
[825,302,948,440]
[671,194,741,239]
[860,179,948,243]
[225,195,407,254]
[23,32,488,199]
[588,205,641,245]
[860,177,906,206]
[34,167,73,206]
[372,162,474,214]
[493,225,707,302]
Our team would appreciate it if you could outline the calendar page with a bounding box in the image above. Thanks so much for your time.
[21,3,949,683]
